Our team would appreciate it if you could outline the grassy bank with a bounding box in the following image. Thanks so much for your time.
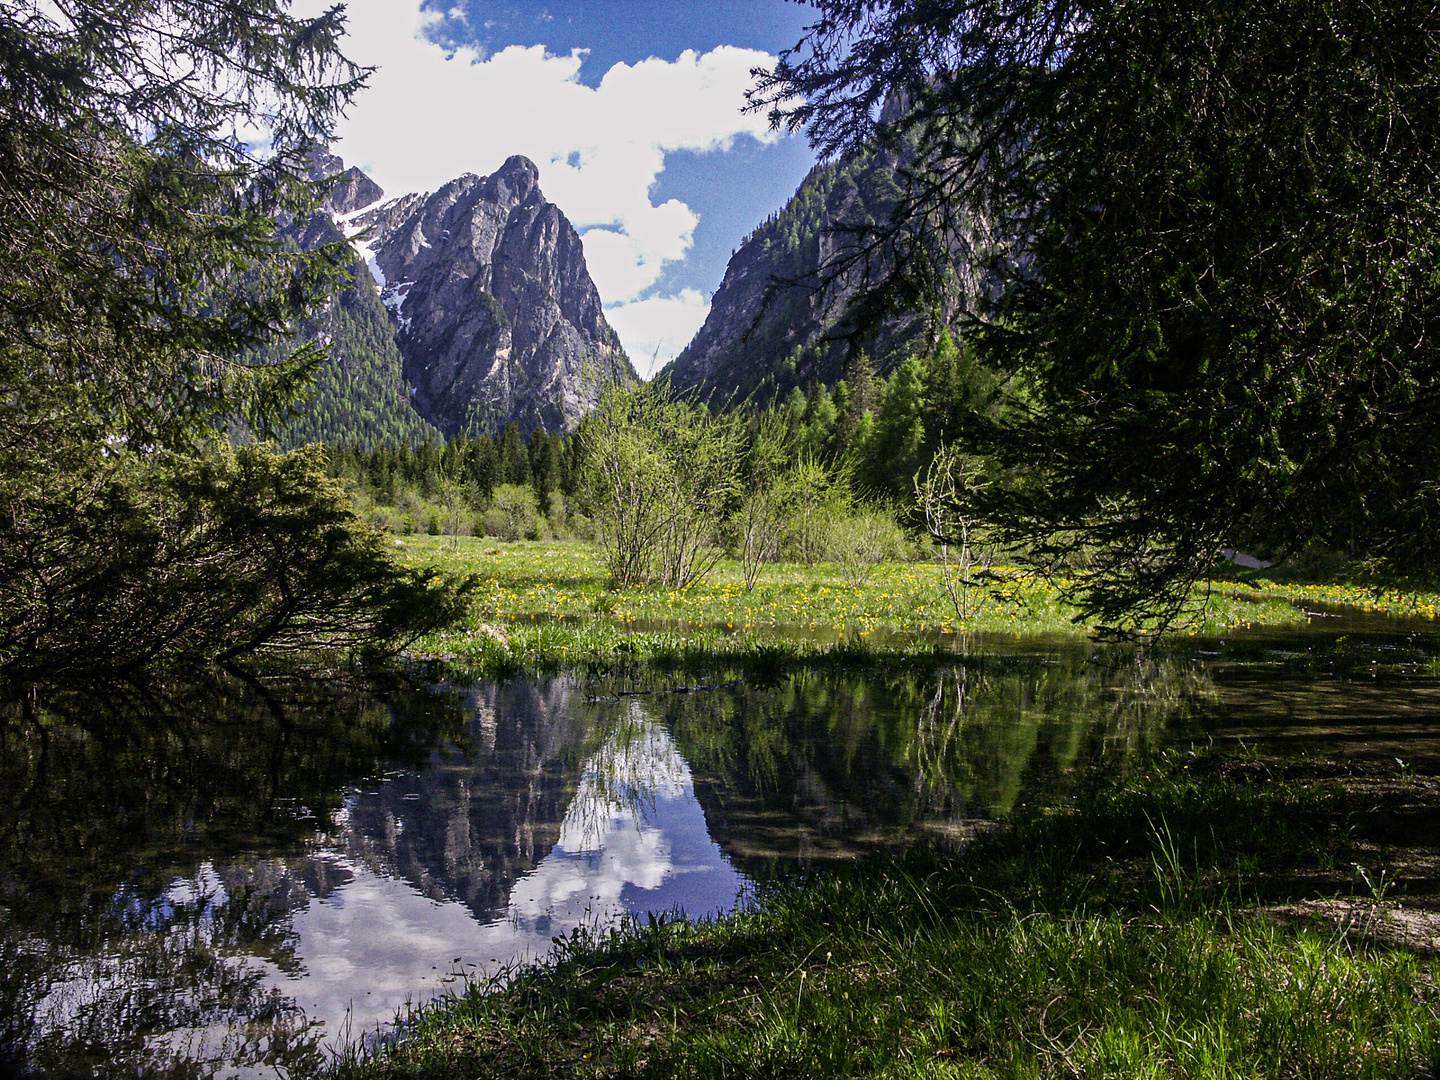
[320,751,1440,1079]
[1218,572,1440,621]
[390,537,1368,672]
[341,538,1440,1077]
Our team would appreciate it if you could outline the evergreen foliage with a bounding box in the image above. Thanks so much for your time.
[754,0,1440,632]
[1,0,363,455]
[271,252,440,450]
[0,444,473,681]
[0,1,470,677]
[323,426,584,541]
[742,333,1008,511]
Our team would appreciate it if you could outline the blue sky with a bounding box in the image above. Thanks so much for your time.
[328,1,820,375]
[427,2,815,87]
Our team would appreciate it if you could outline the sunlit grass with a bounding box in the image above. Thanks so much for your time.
[1223,575,1440,620]
[393,537,1324,670]
[317,754,1440,1080]
[392,536,1082,637]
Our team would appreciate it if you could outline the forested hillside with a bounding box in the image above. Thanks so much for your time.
[248,166,438,450]
[660,118,990,408]
[270,240,442,449]
[285,279,440,448]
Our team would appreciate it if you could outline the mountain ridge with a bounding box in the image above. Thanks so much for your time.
[658,149,919,403]
[660,128,989,405]
[270,150,634,447]
[335,153,635,437]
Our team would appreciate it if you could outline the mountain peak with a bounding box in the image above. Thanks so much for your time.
[488,155,541,205]
[306,146,385,217]
[359,152,633,434]
[300,148,632,435]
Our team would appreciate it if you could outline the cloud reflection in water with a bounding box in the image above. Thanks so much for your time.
[274,705,743,1050]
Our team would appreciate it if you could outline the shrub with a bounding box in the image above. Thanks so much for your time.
[582,380,741,588]
[545,490,568,538]
[366,504,402,533]
[782,461,851,566]
[484,484,542,542]
[826,507,907,586]
[0,443,474,678]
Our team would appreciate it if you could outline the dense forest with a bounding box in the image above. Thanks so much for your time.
[326,422,582,539]
[325,327,1006,557]
[273,272,440,450]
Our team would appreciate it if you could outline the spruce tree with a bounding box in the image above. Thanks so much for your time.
[755,0,1440,632]
[0,2,470,678]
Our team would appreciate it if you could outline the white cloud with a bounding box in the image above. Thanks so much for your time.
[326,0,780,369]
[604,289,713,378]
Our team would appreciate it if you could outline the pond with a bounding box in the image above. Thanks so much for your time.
[2,620,1438,1078]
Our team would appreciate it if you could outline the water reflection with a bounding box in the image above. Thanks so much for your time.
[511,708,744,928]
[648,653,1205,877]
[0,669,470,1078]
[1189,643,1440,768]
[0,650,1201,1077]
[262,703,745,1053]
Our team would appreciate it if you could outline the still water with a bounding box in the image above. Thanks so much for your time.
[2,624,1437,1077]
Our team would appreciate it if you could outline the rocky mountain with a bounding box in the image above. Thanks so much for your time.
[655,149,911,404]
[268,162,441,450]
[267,151,633,446]
[335,153,635,437]
[660,139,983,406]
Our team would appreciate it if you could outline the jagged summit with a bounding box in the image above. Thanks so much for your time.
[308,147,385,216]
[485,154,541,205]
[310,151,634,436]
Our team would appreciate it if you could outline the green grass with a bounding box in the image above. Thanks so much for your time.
[316,753,1440,1079]
[392,537,1329,672]
[1215,573,1440,620]
[336,539,1440,1077]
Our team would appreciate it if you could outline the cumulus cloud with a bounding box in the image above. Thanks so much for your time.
[324,0,779,369]
[605,290,713,379]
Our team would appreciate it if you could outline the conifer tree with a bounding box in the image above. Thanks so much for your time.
[499,422,532,487]
[755,0,1440,631]
[2,1,365,455]
[0,2,470,677]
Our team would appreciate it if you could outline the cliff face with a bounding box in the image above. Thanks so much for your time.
[341,154,635,436]
[660,149,926,405]
[661,134,991,405]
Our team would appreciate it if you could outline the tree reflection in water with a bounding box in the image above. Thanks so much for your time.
[0,648,1209,1077]
[629,650,1213,877]
[0,667,470,1078]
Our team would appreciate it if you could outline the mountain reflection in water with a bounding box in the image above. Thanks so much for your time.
[0,650,1194,1077]
[268,705,744,1055]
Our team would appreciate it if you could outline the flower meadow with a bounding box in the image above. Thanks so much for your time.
[385,536,1404,669]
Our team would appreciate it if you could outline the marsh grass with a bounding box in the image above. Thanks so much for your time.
[317,754,1439,1079]
[392,537,1319,673]
[1206,562,1440,622]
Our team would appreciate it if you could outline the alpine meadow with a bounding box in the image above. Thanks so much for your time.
[2,2,1440,1078]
